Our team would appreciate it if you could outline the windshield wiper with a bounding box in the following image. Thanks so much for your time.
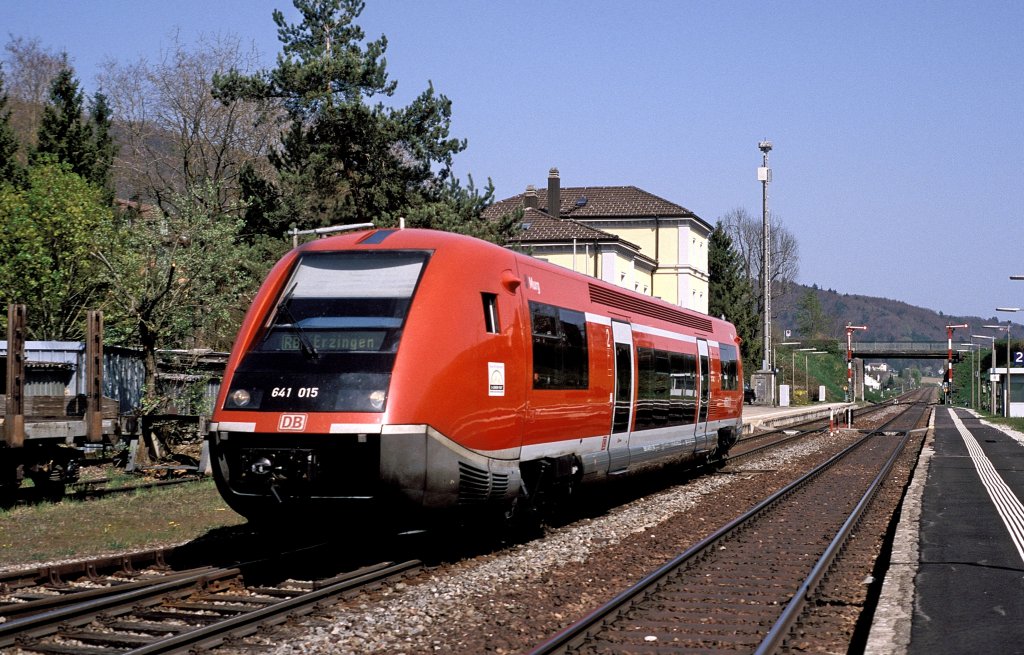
[271,283,319,360]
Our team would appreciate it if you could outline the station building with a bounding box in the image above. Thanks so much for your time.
[484,168,713,314]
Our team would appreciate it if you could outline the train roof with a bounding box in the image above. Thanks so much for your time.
[296,227,735,338]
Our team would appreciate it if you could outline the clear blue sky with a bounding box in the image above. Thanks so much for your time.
[6,1,1024,326]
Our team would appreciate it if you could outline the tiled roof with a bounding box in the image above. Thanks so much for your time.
[507,208,617,243]
[484,185,700,222]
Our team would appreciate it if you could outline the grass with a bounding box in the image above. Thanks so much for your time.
[0,478,246,569]
[775,349,849,404]
[982,415,1024,433]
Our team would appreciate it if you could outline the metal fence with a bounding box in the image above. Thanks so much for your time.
[1,342,223,415]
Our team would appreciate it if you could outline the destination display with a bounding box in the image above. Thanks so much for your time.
[263,330,387,352]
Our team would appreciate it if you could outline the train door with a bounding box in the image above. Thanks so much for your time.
[696,338,710,450]
[608,321,634,472]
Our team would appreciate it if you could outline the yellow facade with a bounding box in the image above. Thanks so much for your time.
[593,220,709,314]
[541,250,598,277]
[493,181,711,314]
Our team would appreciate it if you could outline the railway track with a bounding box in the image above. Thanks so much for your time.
[0,544,421,654]
[729,388,931,462]
[531,398,931,654]
[11,465,203,507]
[63,475,200,501]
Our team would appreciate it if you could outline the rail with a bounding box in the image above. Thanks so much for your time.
[0,544,421,654]
[531,400,927,654]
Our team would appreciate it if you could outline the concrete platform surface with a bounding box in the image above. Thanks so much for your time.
[867,407,1024,654]
[741,401,854,435]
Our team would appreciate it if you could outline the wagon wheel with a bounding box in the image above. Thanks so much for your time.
[27,468,65,503]
[0,460,21,508]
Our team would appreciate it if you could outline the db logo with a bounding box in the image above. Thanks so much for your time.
[278,414,308,431]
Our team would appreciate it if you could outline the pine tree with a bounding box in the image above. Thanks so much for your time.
[214,0,508,242]
[0,68,26,187]
[709,221,760,371]
[795,288,827,340]
[33,64,114,192]
[86,92,115,193]
[34,66,90,172]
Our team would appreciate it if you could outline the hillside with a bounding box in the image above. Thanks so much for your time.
[774,283,1023,343]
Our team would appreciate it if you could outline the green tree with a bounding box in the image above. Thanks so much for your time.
[213,0,507,241]
[0,67,25,186]
[795,288,828,340]
[86,91,115,194]
[33,65,114,193]
[0,157,113,339]
[709,221,759,371]
[96,183,265,403]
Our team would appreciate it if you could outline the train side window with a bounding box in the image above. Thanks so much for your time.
[638,348,689,430]
[653,350,671,426]
[719,344,739,391]
[673,352,698,424]
[530,301,589,389]
[636,348,654,430]
[482,293,499,334]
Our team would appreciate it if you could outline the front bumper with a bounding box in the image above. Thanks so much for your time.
[208,423,522,515]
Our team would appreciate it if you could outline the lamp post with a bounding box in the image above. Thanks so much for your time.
[794,346,814,380]
[758,140,773,379]
[792,346,814,399]
[967,342,979,409]
[775,341,801,386]
[984,318,1014,417]
[944,324,968,404]
[995,308,1020,417]
[805,351,827,398]
[972,333,997,413]
[956,343,977,410]
[845,324,868,402]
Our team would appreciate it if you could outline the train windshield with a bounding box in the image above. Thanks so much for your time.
[224,250,430,413]
[256,251,428,355]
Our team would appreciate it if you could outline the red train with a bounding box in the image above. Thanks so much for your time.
[209,228,743,525]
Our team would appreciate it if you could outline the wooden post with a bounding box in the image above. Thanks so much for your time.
[4,304,26,448]
[85,310,103,443]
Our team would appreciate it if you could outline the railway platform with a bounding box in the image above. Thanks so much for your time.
[741,401,854,436]
[867,407,1024,654]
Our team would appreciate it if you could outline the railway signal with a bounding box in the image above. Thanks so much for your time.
[845,324,867,402]
[945,324,969,405]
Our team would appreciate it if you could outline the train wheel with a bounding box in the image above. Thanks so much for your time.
[706,427,737,471]
[503,490,544,537]
[708,451,729,470]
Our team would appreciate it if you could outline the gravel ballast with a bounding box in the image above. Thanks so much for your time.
[250,430,868,654]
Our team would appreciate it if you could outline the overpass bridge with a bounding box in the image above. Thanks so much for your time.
[847,342,962,361]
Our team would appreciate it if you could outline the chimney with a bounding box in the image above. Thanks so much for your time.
[524,185,538,209]
[547,167,560,219]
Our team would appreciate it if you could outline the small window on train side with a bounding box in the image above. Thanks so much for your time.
[482,293,499,334]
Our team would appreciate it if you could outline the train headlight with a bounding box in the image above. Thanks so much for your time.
[230,389,252,408]
[369,390,386,410]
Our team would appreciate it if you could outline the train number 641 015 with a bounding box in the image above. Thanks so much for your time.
[271,387,319,398]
